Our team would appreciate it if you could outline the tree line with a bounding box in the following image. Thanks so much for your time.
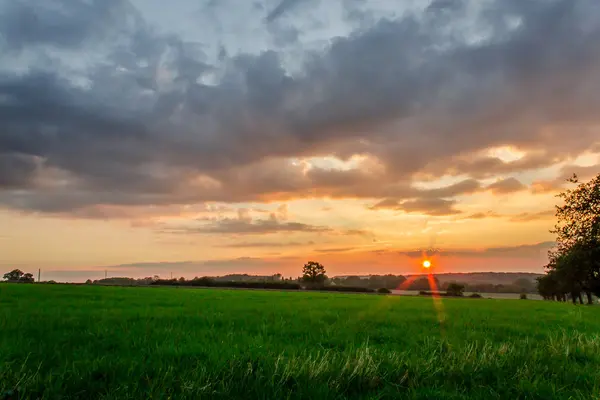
[537,174,600,304]
[2,269,34,283]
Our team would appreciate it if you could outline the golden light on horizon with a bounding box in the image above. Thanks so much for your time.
[422,260,431,269]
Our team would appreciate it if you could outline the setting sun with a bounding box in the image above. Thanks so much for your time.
[422,260,432,269]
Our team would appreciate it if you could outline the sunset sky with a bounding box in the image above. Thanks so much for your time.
[1,0,599,281]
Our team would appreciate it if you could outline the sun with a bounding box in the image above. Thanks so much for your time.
[422,260,432,269]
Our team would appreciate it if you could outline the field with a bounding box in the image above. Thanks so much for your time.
[1,285,600,399]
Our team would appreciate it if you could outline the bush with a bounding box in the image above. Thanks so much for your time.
[151,278,301,290]
[377,288,392,294]
[520,293,528,300]
[446,283,465,297]
[305,286,375,293]
[469,293,482,299]
[419,291,445,296]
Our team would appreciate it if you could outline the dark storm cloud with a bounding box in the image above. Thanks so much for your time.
[0,0,136,50]
[1,0,600,216]
[0,153,39,188]
[266,0,308,22]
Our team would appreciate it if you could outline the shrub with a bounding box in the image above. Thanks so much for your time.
[469,293,482,299]
[377,288,392,294]
[305,286,375,293]
[446,283,465,297]
[419,291,445,296]
[520,293,528,300]
[151,278,301,290]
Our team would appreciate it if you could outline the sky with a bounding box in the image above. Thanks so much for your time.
[0,0,599,281]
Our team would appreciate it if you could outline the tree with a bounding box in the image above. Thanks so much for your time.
[513,278,534,293]
[446,283,465,297]
[3,269,24,281]
[2,269,35,283]
[302,261,327,285]
[546,173,600,300]
[537,270,569,301]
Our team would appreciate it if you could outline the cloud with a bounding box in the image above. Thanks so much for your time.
[266,0,309,22]
[218,240,315,248]
[1,0,600,217]
[531,163,600,194]
[167,218,331,235]
[398,241,556,259]
[314,247,354,253]
[0,153,40,188]
[102,257,274,275]
[509,209,555,222]
[463,211,501,220]
[368,179,481,215]
[160,205,370,236]
[396,198,461,216]
[485,178,526,194]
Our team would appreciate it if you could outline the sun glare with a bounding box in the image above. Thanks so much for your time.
[422,260,431,269]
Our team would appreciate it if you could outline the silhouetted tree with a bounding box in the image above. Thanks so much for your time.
[3,269,24,282]
[302,261,327,285]
[446,283,465,297]
[537,271,567,301]
[3,269,24,281]
[543,173,600,302]
[3,269,34,283]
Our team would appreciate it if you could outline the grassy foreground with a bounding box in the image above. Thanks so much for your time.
[1,285,599,399]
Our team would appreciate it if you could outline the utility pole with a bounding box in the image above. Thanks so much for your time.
[38,269,41,283]
[170,272,173,279]
[105,270,107,279]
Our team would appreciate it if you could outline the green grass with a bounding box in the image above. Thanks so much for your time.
[1,285,600,399]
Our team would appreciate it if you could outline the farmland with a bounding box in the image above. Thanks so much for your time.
[1,285,599,399]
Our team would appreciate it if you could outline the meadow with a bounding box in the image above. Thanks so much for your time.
[1,285,599,399]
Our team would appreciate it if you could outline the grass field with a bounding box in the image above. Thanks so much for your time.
[1,285,600,399]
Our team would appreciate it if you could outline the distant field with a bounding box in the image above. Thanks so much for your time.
[392,290,545,300]
[1,285,599,399]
